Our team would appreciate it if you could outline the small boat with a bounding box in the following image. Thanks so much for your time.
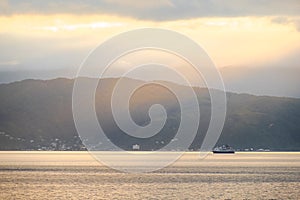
[213,144,235,154]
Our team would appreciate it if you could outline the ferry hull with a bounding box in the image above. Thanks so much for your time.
[213,150,235,154]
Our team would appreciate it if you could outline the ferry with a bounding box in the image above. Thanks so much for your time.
[213,144,235,154]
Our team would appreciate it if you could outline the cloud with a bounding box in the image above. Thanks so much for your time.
[0,33,90,71]
[1,0,299,21]
[35,22,125,32]
[102,0,174,9]
[0,0,10,15]
[220,47,300,98]
[0,60,19,66]
[288,19,300,31]
[271,16,290,24]
[294,20,300,31]
[272,16,300,31]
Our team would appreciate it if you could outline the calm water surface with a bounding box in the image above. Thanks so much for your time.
[0,151,299,199]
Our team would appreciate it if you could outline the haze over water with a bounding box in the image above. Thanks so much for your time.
[0,152,299,199]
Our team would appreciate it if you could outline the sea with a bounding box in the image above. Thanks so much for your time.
[0,151,299,199]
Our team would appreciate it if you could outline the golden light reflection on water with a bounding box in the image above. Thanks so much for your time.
[0,152,299,199]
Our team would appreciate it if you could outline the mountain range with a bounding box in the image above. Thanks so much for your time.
[0,78,299,151]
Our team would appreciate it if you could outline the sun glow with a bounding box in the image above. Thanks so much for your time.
[0,14,299,68]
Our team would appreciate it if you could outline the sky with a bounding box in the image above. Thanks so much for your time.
[0,0,300,97]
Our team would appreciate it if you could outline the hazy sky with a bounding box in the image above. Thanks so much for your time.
[0,0,300,97]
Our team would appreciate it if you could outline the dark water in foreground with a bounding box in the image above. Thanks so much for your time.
[0,152,299,199]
